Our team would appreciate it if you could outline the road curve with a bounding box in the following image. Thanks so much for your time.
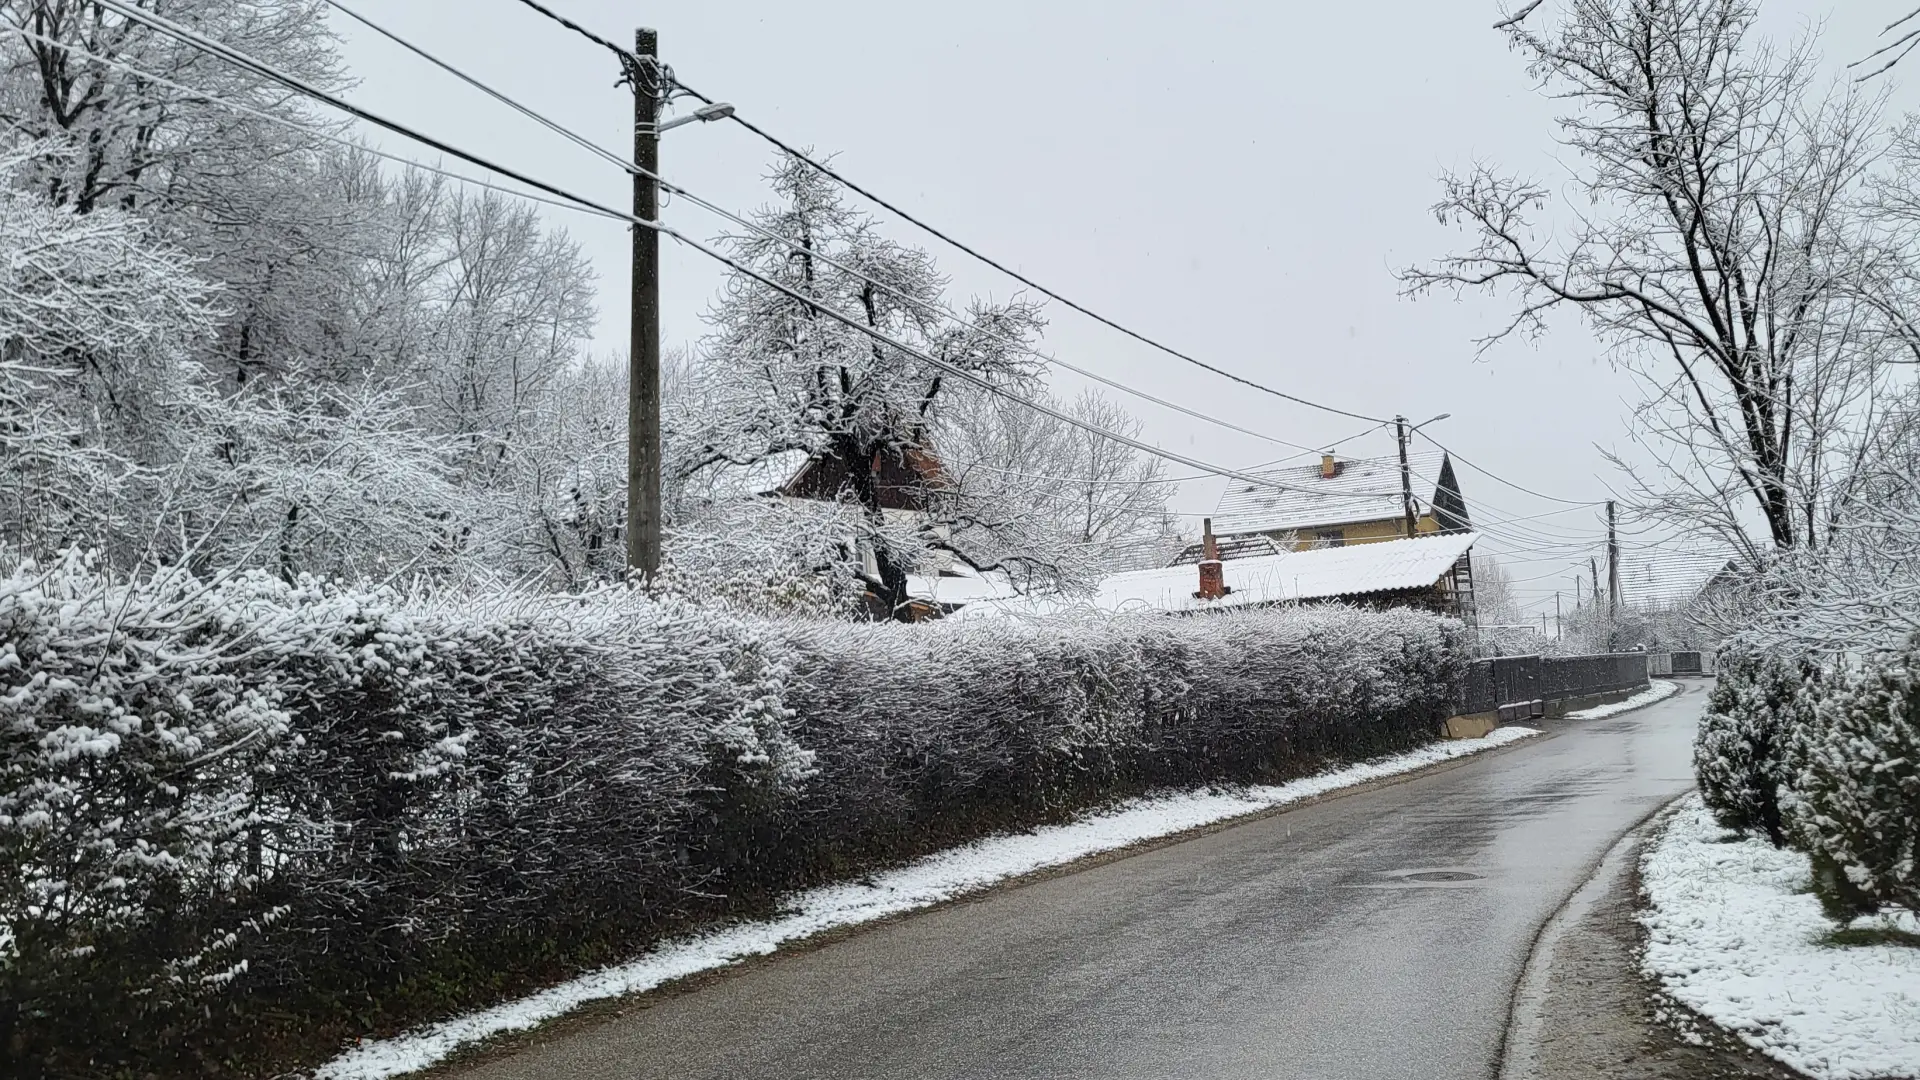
[455,682,1704,1080]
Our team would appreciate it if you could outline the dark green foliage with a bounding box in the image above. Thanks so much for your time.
[1787,638,1920,919]
[1692,649,1816,846]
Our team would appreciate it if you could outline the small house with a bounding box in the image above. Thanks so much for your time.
[956,530,1480,622]
[1172,451,1469,563]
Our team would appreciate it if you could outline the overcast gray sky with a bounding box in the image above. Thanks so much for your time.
[334,1,1918,622]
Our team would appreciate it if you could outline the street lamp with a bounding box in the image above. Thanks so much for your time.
[1412,412,1451,431]
[657,101,735,133]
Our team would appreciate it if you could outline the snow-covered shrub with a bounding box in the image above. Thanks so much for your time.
[0,558,1466,1078]
[1693,648,1816,846]
[1785,637,1920,920]
[657,495,892,618]
[0,552,296,1074]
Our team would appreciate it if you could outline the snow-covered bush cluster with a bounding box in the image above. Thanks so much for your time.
[1694,640,1920,922]
[1693,649,1818,846]
[1787,645,1920,919]
[0,554,1465,1077]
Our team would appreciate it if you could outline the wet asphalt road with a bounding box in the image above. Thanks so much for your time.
[457,682,1704,1080]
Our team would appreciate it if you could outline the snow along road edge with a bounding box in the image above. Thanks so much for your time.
[1564,679,1681,720]
[316,726,1545,1080]
[1640,794,1920,1080]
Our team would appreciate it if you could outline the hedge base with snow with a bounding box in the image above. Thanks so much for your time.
[1,554,1471,1079]
[1641,795,1920,1080]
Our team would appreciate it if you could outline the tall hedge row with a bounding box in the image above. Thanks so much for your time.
[0,553,1466,1078]
[1694,639,1920,921]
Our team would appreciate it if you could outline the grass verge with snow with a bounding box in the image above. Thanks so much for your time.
[1640,794,1920,1080]
[317,725,1541,1080]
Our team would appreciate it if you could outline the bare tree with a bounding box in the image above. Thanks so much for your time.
[694,153,1046,619]
[424,189,596,475]
[1851,8,1920,82]
[936,389,1175,590]
[1407,0,1912,566]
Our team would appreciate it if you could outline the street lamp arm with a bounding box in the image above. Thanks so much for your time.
[658,101,735,133]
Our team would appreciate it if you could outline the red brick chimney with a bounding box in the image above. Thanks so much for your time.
[1321,453,1338,479]
[1196,517,1227,601]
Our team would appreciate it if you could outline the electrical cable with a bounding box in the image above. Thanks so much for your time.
[331,0,1364,460]
[92,0,611,219]
[693,89,1392,421]
[503,0,632,63]
[96,0,1391,501]
[942,429,1384,489]
[1412,428,1608,506]
[501,0,1391,424]
[367,0,1669,558]
[0,22,625,223]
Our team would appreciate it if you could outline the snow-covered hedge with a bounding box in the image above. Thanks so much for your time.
[0,553,1465,1077]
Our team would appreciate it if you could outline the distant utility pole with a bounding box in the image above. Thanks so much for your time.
[1606,500,1620,618]
[1555,591,1562,639]
[1574,574,1582,612]
[626,27,663,579]
[1590,556,1601,608]
[1395,415,1417,538]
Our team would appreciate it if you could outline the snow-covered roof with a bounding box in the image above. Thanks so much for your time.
[1211,451,1448,536]
[1167,533,1285,566]
[1617,548,1741,608]
[691,449,812,501]
[905,564,1022,608]
[954,532,1478,619]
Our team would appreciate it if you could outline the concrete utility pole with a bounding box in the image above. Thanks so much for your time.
[1555,591,1561,639]
[1590,556,1602,607]
[1395,415,1417,538]
[1606,500,1620,618]
[626,28,663,579]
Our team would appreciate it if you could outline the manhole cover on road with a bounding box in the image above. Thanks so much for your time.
[1401,871,1482,882]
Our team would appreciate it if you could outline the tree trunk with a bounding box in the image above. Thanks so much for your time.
[837,435,911,621]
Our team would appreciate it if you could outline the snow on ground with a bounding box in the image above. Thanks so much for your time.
[1640,795,1920,1079]
[1565,679,1680,719]
[316,726,1543,1080]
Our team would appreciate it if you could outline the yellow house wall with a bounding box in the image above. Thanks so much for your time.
[1279,514,1440,551]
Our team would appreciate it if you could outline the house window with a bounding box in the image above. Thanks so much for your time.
[1314,529,1345,548]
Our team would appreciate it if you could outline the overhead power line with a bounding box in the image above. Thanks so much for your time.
[97,0,1389,502]
[1405,462,1602,538]
[332,0,1360,461]
[504,0,632,63]
[91,0,609,219]
[503,0,1390,425]
[1412,428,1606,507]
[944,424,1386,489]
[697,88,1392,424]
